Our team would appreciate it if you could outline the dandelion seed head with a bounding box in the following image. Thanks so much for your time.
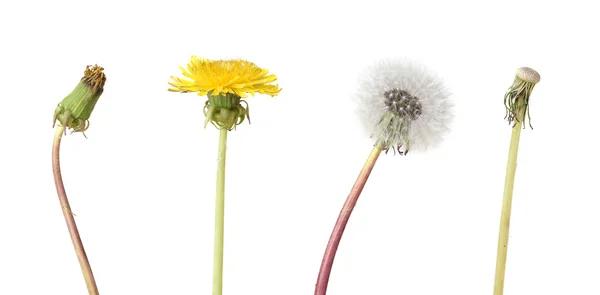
[356,58,453,154]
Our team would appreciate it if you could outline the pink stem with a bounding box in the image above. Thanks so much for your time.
[315,146,382,295]
[52,126,99,295]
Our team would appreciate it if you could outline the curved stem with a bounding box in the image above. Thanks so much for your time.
[315,146,382,295]
[493,121,523,295]
[52,126,99,295]
[213,128,228,295]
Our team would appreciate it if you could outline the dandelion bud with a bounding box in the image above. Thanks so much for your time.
[504,67,540,128]
[53,65,106,134]
[356,59,453,155]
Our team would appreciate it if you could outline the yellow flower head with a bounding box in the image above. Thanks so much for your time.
[168,57,281,98]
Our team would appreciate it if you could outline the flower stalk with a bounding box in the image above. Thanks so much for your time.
[493,67,540,295]
[493,118,522,295]
[315,144,383,295]
[213,128,228,295]
[52,125,99,295]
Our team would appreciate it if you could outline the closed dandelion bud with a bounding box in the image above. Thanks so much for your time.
[53,65,106,134]
[169,57,281,130]
[504,67,541,128]
[356,59,453,155]
[50,65,106,294]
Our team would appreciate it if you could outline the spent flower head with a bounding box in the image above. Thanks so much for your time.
[356,59,453,155]
[169,56,281,130]
[504,67,541,128]
[53,65,106,136]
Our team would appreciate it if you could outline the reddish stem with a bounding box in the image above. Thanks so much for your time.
[314,146,382,295]
[52,126,99,295]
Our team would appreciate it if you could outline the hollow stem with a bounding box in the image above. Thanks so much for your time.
[493,120,523,295]
[314,145,382,295]
[213,128,228,295]
[52,125,99,295]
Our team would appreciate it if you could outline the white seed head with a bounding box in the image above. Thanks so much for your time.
[516,67,540,84]
[356,59,453,154]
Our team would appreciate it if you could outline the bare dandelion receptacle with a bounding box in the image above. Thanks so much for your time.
[504,67,540,128]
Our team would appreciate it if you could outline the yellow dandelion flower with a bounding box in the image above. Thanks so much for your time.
[168,56,282,130]
[167,57,282,295]
[168,56,281,98]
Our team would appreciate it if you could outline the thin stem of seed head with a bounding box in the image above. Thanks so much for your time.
[493,110,525,295]
[314,145,382,295]
[213,128,228,295]
[52,126,99,295]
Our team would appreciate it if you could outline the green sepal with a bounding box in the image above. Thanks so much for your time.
[504,77,537,129]
[203,92,251,131]
[53,65,105,134]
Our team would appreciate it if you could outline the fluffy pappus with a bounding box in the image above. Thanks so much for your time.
[356,59,453,154]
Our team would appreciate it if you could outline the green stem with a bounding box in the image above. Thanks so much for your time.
[213,128,228,295]
[52,126,99,295]
[493,120,523,295]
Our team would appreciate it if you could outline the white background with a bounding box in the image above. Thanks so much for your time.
[1,0,599,294]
